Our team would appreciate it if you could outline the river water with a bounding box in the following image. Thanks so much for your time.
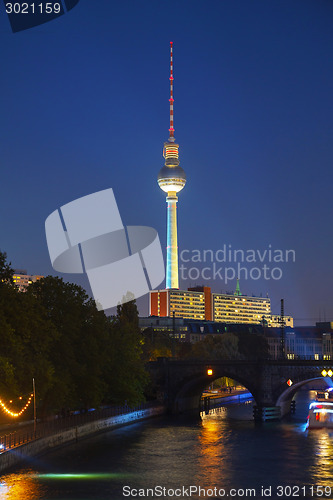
[1,391,333,500]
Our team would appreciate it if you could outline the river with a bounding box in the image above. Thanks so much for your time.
[1,391,333,500]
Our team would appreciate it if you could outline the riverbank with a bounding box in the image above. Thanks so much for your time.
[0,405,165,473]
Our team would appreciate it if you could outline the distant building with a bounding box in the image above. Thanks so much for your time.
[13,269,43,292]
[322,332,333,360]
[266,315,293,328]
[149,281,292,326]
[139,316,227,343]
[264,326,333,360]
[316,322,333,330]
[139,316,188,338]
[150,287,211,321]
[140,315,332,360]
[212,293,271,324]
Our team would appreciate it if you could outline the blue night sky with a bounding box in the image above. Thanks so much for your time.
[1,0,332,323]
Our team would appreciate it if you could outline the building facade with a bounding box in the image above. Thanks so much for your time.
[150,287,211,321]
[149,285,290,326]
[268,315,293,328]
[212,293,271,324]
[265,327,333,360]
[139,316,227,343]
[13,269,43,292]
[140,316,333,359]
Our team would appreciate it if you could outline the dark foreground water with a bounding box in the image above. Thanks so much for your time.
[1,391,333,500]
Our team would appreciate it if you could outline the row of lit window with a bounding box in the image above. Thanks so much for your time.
[215,312,269,316]
[170,293,204,298]
[174,314,204,319]
[215,304,268,308]
[213,297,269,303]
[169,299,203,303]
[214,301,269,307]
[171,304,204,309]
[215,305,270,310]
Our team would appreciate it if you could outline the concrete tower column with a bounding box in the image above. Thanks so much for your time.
[166,193,179,289]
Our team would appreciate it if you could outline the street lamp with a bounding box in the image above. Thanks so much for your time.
[33,378,36,437]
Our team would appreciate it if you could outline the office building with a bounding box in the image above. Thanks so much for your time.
[149,283,291,326]
[13,269,43,292]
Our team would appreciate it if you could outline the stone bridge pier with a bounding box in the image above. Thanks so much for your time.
[148,358,332,420]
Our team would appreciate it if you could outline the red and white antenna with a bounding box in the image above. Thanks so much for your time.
[169,41,175,141]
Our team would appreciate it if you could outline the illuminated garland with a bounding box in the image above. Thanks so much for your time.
[0,394,33,417]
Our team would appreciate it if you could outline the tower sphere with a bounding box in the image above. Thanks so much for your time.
[158,165,186,193]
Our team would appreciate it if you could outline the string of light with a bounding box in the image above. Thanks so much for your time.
[0,393,34,417]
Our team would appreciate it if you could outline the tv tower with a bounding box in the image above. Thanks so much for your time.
[158,42,186,289]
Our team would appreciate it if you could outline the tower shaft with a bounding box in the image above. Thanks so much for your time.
[157,42,186,290]
[166,193,179,289]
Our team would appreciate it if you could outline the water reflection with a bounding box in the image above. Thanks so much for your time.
[195,413,233,487]
[0,471,46,500]
[2,392,333,500]
[310,430,333,486]
[0,471,135,500]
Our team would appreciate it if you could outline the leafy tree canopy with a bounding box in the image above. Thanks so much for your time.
[0,250,14,285]
[187,333,240,360]
[0,267,150,419]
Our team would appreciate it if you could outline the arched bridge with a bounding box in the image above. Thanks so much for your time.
[148,358,333,419]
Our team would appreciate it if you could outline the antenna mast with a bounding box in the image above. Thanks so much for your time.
[169,41,175,141]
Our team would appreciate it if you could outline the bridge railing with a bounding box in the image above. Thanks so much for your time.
[0,400,158,453]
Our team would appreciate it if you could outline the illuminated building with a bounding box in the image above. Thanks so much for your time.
[157,42,186,289]
[212,294,271,324]
[212,281,270,324]
[13,269,43,292]
[265,326,333,360]
[139,316,227,343]
[267,315,293,328]
[150,287,212,320]
[150,283,281,326]
[323,332,333,359]
[140,316,331,356]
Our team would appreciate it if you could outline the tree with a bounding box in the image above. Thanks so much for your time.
[235,331,270,360]
[116,293,139,327]
[187,333,240,360]
[0,276,57,420]
[28,276,110,412]
[0,251,13,285]
[29,279,149,410]
[141,328,174,362]
[0,259,151,417]
[104,299,149,405]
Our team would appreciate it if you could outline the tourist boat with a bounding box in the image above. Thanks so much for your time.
[306,388,333,429]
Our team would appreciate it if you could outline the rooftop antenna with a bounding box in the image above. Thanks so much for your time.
[235,278,241,296]
[280,299,285,358]
[169,41,175,141]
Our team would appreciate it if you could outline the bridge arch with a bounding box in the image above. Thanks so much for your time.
[172,368,258,415]
[276,377,331,416]
[149,358,333,419]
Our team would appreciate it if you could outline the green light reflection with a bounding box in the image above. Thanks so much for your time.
[32,472,134,481]
[0,471,135,498]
